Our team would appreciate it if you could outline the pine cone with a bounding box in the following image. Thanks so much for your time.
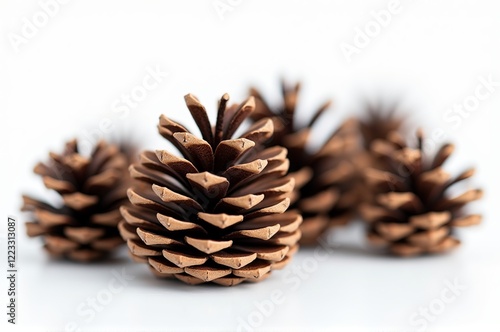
[354,104,407,205]
[359,103,405,150]
[360,130,483,256]
[119,93,301,286]
[250,81,360,245]
[22,140,132,262]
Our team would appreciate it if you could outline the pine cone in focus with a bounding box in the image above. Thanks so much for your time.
[22,140,133,262]
[250,81,360,245]
[119,93,301,286]
[360,130,483,256]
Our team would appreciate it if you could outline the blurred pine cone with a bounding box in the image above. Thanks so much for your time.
[360,130,483,256]
[22,140,133,262]
[250,81,360,245]
[359,103,405,150]
[119,93,301,286]
[354,103,407,206]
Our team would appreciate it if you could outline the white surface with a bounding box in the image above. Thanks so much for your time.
[1,0,499,331]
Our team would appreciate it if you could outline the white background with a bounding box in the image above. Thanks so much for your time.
[1,0,499,331]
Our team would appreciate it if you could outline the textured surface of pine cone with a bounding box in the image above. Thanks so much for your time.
[119,93,301,286]
[250,82,360,244]
[355,104,407,206]
[23,140,132,262]
[360,130,483,256]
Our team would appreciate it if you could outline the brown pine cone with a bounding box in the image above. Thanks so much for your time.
[22,140,133,262]
[360,130,483,256]
[119,93,301,286]
[354,104,407,206]
[359,103,405,150]
[250,81,360,245]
